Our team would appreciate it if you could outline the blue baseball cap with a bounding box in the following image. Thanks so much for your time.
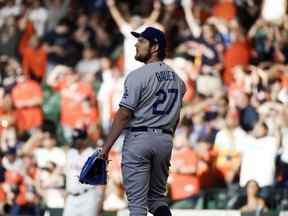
[131,27,166,52]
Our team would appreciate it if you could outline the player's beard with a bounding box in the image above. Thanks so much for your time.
[135,51,151,63]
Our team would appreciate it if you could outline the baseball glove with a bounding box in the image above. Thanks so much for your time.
[79,148,107,185]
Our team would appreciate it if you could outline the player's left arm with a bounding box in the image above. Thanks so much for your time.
[102,106,133,158]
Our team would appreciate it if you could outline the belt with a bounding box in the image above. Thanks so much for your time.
[69,189,90,197]
[127,127,173,135]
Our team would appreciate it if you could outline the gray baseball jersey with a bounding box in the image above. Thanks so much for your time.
[119,61,186,130]
[119,61,185,216]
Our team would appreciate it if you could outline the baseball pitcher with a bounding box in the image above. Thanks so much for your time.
[102,27,186,216]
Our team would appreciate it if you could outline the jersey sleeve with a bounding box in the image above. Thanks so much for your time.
[119,73,142,111]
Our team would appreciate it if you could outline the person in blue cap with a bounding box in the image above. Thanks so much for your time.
[102,26,186,216]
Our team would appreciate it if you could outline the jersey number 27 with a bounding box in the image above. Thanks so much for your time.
[152,88,178,115]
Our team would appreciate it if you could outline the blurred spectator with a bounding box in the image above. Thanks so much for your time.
[213,110,245,185]
[0,88,16,152]
[47,67,99,142]
[169,128,201,209]
[97,58,124,134]
[63,129,104,216]
[76,47,101,75]
[44,0,71,31]
[0,16,21,58]
[2,147,22,174]
[182,0,221,69]
[33,130,66,169]
[211,0,236,21]
[73,12,96,47]
[236,93,259,132]
[279,125,288,187]
[18,14,37,58]
[1,150,44,214]
[239,121,280,189]
[261,0,286,25]
[0,56,19,92]
[27,0,48,37]
[43,18,82,68]
[235,0,261,31]
[22,35,47,81]
[106,0,162,75]
[240,179,268,213]
[223,24,251,85]
[11,70,43,133]
[103,148,127,212]
[8,153,43,216]
[0,0,22,27]
[36,161,65,209]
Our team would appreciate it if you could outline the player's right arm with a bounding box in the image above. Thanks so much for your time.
[106,0,128,31]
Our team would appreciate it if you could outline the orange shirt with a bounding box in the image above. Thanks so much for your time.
[212,2,236,21]
[183,79,195,103]
[19,21,36,56]
[214,147,240,178]
[282,73,288,88]
[223,41,251,85]
[0,185,5,203]
[61,81,99,128]
[22,46,47,78]
[197,150,222,188]
[170,147,200,201]
[5,171,23,185]
[11,80,43,131]
[16,184,28,206]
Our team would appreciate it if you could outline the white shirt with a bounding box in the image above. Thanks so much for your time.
[0,5,21,27]
[214,127,247,151]
[28,7,48,36]
[34,147,66,168]
[2,157,23,173]
[120,24,145,75]
[103,194,127,211]
[240,135,278,187]
[76,59,101,75]
[281,128,288,163]
[65,147,95,194]
[97,69,124,134]
[261,0,286,24]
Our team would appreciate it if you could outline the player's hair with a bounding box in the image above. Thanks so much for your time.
[150,41,166,60]
[158,49,166,60]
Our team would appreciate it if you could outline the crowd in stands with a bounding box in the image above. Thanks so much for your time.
[0,0,288,215]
